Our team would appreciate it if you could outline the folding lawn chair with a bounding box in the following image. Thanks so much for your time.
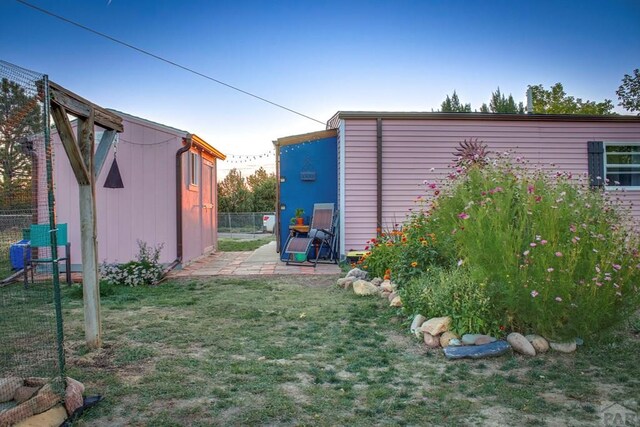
[23,223,71,287]
[285,203,338,267]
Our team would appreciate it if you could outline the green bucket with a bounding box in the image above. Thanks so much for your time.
[294,253,307,262]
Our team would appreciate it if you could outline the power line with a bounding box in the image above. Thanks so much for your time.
[15,0,326,126]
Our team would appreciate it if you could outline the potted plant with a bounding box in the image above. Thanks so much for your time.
[290,208,305,226]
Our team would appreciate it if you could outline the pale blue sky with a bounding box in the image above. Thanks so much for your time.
[1,0,638,176]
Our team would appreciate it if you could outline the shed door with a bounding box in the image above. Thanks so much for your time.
[202,162,214,252]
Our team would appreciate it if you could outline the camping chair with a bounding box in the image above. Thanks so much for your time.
[285,203,338,267]
[23,223,71,287]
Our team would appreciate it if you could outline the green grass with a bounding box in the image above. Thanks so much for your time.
[32,278,639,425]
[217,237,274,252]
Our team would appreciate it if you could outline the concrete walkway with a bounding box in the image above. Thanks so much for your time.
[169,241,341,277]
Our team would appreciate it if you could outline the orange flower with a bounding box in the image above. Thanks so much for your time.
[411,261,418,268]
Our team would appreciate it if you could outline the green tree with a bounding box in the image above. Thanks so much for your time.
[487,87,524,113]
[246,167,276,212]
[440,91,472,112]
[528,83,614,115]
[617,69,640,115]
[0,78,42,209]
[218,168,253,212]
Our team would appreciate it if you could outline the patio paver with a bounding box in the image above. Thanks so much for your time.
[169,241,341,277]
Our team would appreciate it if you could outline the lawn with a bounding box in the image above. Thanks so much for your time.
[57,276,639,426]
[217,237,274,252]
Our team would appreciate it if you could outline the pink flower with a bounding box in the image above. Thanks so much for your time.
[531,290,539,298]
[458,212,470,220]
[527,185,535,194]
[569,224,577,233]
[530,243,537,247]
[555,296,562,302]
[612,264,622,271]
[547,268,554,273]
[540,240,548,245]
[555,252,563,257]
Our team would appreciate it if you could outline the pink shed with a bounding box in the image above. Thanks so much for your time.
[46,110,225,270]
[328,112,640,257]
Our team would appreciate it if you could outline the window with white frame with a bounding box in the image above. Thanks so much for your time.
[604,143,640,188]
[189,151,200,186]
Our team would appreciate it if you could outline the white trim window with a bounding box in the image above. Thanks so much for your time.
[189,151,200,186]
[604,143,640,189]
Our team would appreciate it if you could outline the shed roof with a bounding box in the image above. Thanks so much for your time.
[108,109,225,160]
[274,129,337,147]
[327,111,640,129]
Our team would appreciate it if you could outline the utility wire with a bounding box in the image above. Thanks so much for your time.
[15,0,326,126]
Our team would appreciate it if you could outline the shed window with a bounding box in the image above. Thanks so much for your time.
[605,143,640,188]
[189,152,200,186]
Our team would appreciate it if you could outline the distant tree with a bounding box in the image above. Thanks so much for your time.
[218,168,253,212]
[528,83,614,115]
[0,78,42,209]
[617,69,640,115]
[440,91,472,112]
[246,167,276,212]
[488,87,524,113]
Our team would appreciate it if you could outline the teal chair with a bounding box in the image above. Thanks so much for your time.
[23,223,71,287]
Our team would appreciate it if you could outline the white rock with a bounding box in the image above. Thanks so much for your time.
[381,280,397,292]
[390,296,403,307]
[410,314,427,336]
[371,277,383,286]
[549,340,577,353]
[440,331,459,347]
[507,332,536,356]
[346,268,368,280]
[525,334,549,354]
[423,332,440,348]
[352,280,379,296]
[0,377,22,403]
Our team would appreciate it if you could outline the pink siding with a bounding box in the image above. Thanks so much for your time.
[52,116,182,266]
[343,118,640,252]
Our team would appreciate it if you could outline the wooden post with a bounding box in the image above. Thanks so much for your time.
[77,112,102,348]
[48,81,122,349]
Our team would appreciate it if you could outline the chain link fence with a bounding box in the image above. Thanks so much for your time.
[217,212,276,236]
[0,60,66,414]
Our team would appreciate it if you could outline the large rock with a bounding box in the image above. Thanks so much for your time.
[0,402,35,426]
[346,268,368,280]
[410,314,427,336]
[443,340,511,360]
[371,277,383,286]
[381,280,397,292]
[550,340,577,353]
[352,280,379,296]
[440,331,459,348]
[387,291,397,302]
[525,334,549,354]
[336,277,355,289]
[64,377,85,416]
[423,333,440,348]
[390,296,403,307]
[0,376,23,402]
[507,333,536,356]
[420,317,451,336]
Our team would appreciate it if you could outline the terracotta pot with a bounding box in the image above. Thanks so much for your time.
[296,217,304,226]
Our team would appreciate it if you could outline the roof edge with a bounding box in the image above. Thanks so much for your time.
[274,129,337,147]
[330,111,640,123]
[191,134,226,160]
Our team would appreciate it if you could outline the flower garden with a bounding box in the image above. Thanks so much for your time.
[340,142,640,357]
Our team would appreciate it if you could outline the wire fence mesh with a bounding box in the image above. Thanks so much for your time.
[0,60,66,409]
[217,212,276,236]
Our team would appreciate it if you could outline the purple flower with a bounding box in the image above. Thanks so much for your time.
[555,252,563,257]
[458,212,470,220]
[540,240,548,245]
[612,263,622,271]
[530,243,537,247]
[531,290,539,298]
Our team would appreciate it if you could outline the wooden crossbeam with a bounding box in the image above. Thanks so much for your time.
[94,130,117,178]
[50,102,90,185]
[49,81,123,132]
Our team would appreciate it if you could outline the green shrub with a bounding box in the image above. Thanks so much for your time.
[399,267,501,336]
[100,240,165,287]
[429,156,640,340]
